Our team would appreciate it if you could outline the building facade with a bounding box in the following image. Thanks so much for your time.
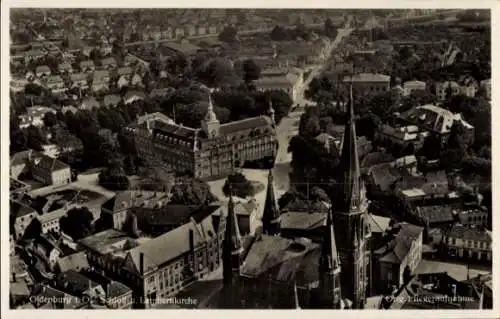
[128,97,278,180]
[442,225,492,263]
[373,223,423,294]
[343,73,391,95]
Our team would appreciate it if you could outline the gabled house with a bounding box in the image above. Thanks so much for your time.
[18,106,57,129]
[80,60,95,73]
[10,199,39,240]
[80,97,100,110]
[373,222,424,294]
[45,75,66,94]
[458,75,479,98]
[36,65,51,78]
[435,81,461,101]
[55,270,106,300]
[103,94,122,108]
[124,90,146,105]
[58,62,73,74]
[70,73,89,90]
[101,57,117,70]
[92,70,110,93]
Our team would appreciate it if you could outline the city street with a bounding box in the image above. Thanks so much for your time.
[271,27,354,197]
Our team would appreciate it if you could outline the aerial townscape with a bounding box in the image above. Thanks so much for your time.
[8,8,493,310]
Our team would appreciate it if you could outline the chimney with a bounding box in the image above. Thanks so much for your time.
[131,214,139,238]
[451,284,457,299]
[189,229,194,252]
[139,252,144,275]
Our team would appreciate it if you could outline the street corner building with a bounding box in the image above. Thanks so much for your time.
[126,95,278,180]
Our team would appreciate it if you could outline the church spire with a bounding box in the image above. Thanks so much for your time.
[202,94,220,138]
[338,81,361,211]
[293,279,301,309]
[262,169,280,235]
[268,98,276,126]
[205,94,219,123]
[222,186,242,288]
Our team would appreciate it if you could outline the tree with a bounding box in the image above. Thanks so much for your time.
[197,57,237,87]
[169,178,217,205]
[222,172,254,198]
[10,117,27,154]
[26,126,46,151]
[43,112,57,128]
[324,18,338,38]
[99,169,130,191]
[299,112,321,138]
[218,26,238,43]
[166,53,189,75]
[311,186,330,203]
[270,26,288,41]
[60,207,94,240]
[242,59,261,83]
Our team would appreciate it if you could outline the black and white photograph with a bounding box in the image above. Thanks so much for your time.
[3,5,496,314]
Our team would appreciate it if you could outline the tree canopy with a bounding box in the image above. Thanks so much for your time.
[60,207,94,240]
[222,172,255,198]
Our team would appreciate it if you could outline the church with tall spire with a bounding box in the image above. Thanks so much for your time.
[332,81,371,309]
[262,169,280,235]
[220,187,244,308]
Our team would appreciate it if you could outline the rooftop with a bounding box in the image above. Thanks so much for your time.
[415,205,456,224]
[78,229,138,256]
[240,235,321,286]
[447,224,491,243]
[125,218,216,275]
[278,211,327,230]
[343,73,391,83]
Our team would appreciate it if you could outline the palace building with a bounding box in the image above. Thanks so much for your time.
[127,96,278,180]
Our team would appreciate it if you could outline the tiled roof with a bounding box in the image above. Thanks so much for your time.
[376,223,423,264]
[415,205,455,224]
[164,42,202,55]
[117,67,133,76]
[80,60,94,68]
[10,280,31,297]
[125,218,216,274]
[11,199,38,219]
[70,72,87,82]
[447,225,491,243]
[101,57,117,66]
[278,212,327,230]
[10,150,32,167]
[107,281,132,298]
[46,75,64,84]
[56,252,90,272]
[28,151,70,172]
[78,229,136,255]
[124,90,146,102]
[367,214,391,234]
[103,94,121,107]
[219,116,274,136]
[153,120,198,140]
[93,70,110,81]
[343,73,390,83]
[102,190,170,213]
[131,204,218,228]
[240,236,321,285]
[55,270,101,295]
[36,65,51,73]
[254,73,300,86]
